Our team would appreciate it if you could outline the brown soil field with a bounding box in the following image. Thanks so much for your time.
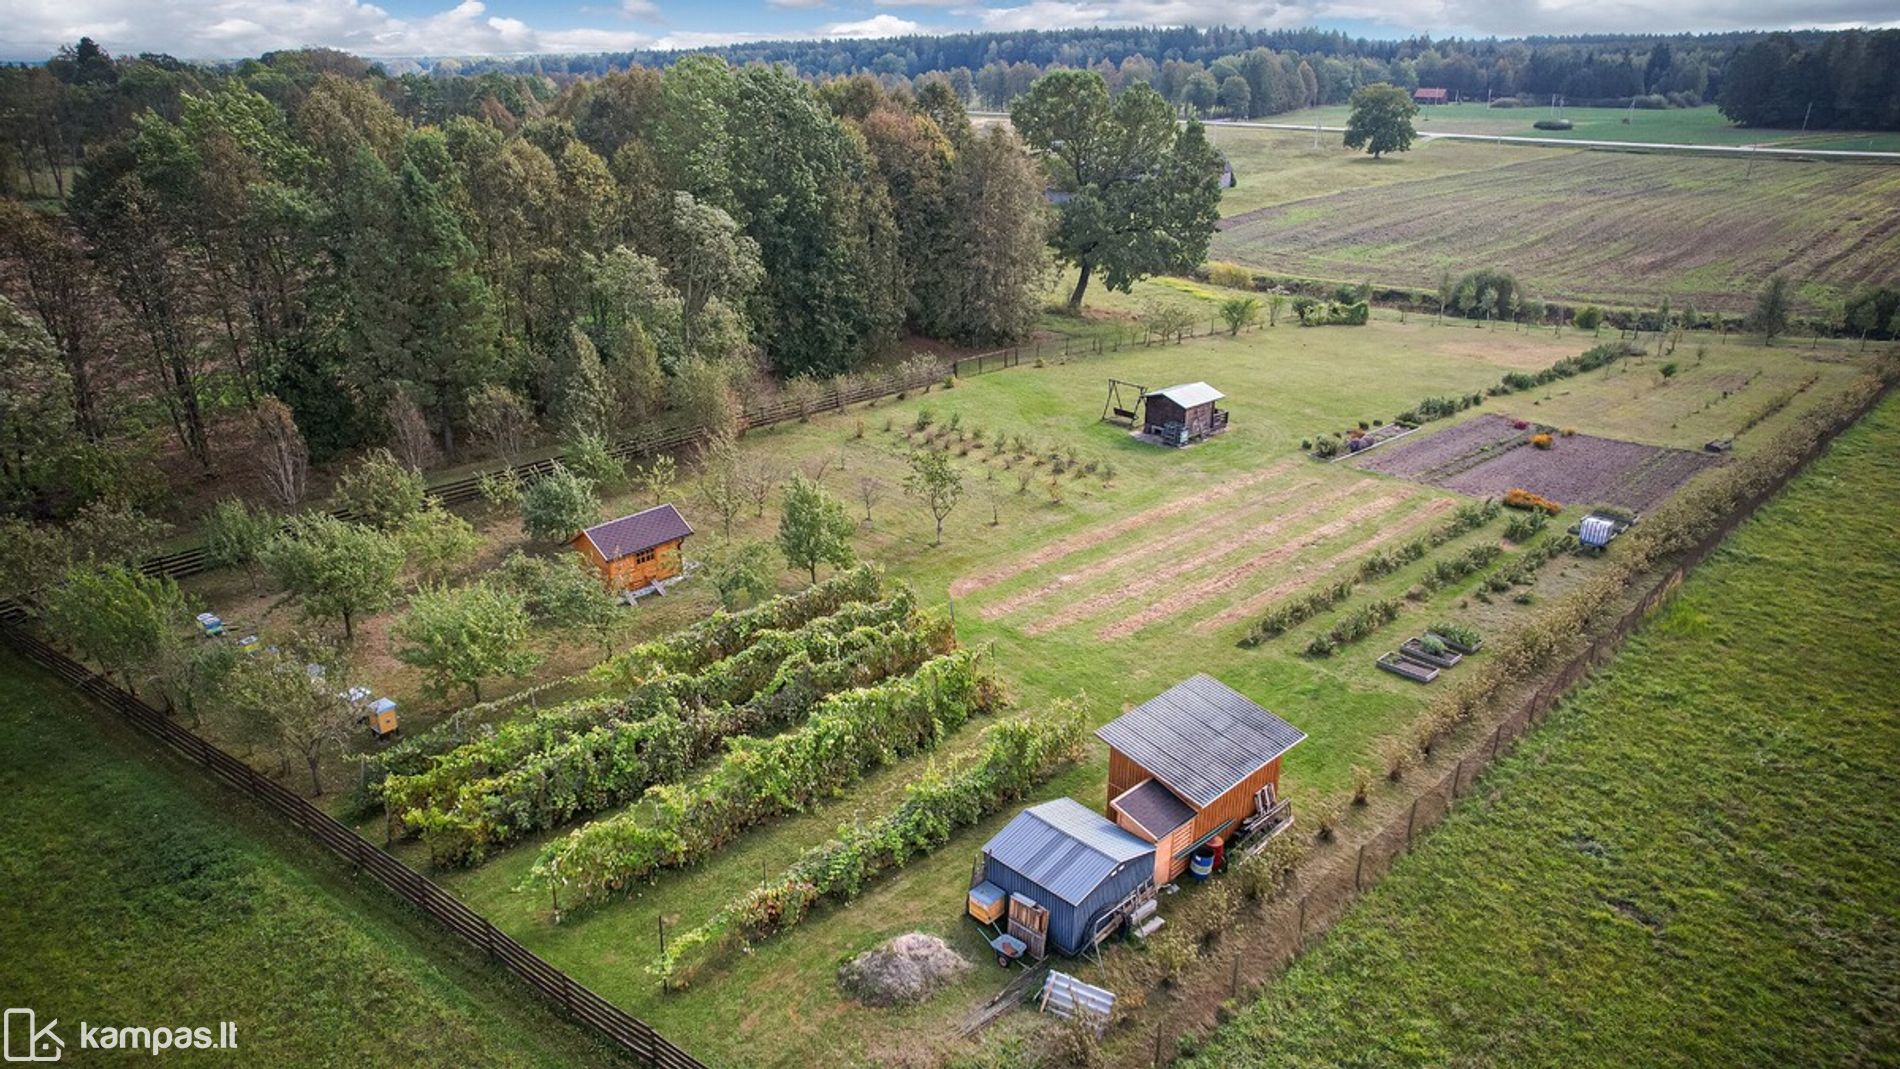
[1214,149,1900,314]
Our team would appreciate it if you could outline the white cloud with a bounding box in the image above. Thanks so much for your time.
[620,0,660,15]
[2,0,664,59]
[820,13,926,36]
[768,0,831,9]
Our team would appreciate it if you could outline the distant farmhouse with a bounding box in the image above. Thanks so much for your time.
[1413,87,1450,104]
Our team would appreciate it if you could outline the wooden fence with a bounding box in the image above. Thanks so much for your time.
[0,622,706,1069]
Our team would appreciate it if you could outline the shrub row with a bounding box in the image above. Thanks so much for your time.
[1485,534,1575,592]
[1305,598,1400,657]
[529,650,999,910]
[1414,543,1502,597]
[650,706,1087,988]
[601,563,882,678]
[1239,500,1499,649]
[366,566,884,789]
[381,592,925,825]
[1394,343,1636,427]
[1504,511,1548,542]
[406,611,955,865]
[1238,578,1355,648]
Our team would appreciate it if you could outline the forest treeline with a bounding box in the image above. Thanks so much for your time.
[436,26,1899,128]
[0,43,1053,523]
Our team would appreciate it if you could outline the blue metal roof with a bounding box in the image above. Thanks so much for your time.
[1096,674,1307,809]
[982,798,1154,907]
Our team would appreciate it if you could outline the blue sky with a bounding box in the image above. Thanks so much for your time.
[6,0,1895,62]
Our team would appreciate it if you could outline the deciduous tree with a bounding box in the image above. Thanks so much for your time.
[904,448,964,546]
[519,463,600,544]
[1343,83,1418,159]
[776,474,855,584]
[393,580,541,702]
[261,514,404,639]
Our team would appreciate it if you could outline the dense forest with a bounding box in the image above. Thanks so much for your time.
[437,26,1900,127]
[0,43,1056,526]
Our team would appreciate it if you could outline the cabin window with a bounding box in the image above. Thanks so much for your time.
[634,547,657,564]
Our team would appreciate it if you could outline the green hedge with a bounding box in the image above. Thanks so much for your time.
[529,650,998,910]
[381,591,921,826]
[650,705,1086,987]
[406,606,954,865]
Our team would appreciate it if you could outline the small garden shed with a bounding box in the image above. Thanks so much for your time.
[1141,382,1229,446]
[572,503,692,591]
[1098,675,1306,883]
[974,798,1156,957]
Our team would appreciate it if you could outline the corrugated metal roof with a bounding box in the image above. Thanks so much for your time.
[1111,779,1195,839]
[1148,382,1224,408]
[579,503,694,561]
[983,798,1154,907]
[1096,675,1307,810]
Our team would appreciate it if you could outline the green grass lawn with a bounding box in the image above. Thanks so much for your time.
[0,653,632,1068]
[1251,102,1900,151]
[1182,391,1900,1068]
[397,297,1870,1067]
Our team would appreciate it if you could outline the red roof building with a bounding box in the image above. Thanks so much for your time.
[1413,87,1449,104]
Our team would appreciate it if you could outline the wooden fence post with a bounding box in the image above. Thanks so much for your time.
[1353,844,1366,889]
[1406,798,1419,847]
[1297,896,1307,942]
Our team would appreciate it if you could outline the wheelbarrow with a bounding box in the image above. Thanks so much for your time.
[988,932,1028,968]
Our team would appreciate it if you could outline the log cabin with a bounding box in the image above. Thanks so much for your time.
[1141,382,1229,446]
[1097,674,1306,884]
[572,503,693,592]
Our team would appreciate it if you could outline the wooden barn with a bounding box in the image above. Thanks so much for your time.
[1098,675,1306,884]
[1141,382,1229,447]
[971,798,1158,958]
[572,503,692,592]
[1413,87,1449,104]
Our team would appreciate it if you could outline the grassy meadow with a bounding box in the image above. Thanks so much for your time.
[0,653,629,1068]
[1182,391,1900,1068]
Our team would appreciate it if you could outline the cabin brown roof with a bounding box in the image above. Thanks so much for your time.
[1414,87,1449,101]
[1096,674,1306,810]
[578,504,693,561]
[1111,778,1195,838]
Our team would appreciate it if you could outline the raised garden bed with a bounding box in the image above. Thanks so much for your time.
[1376,652,1439,683]
[1399,638,1462,669]
[1428,630,1483,655]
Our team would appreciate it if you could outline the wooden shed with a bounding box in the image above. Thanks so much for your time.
[1413,87,1449,104]
[973,798,1157,957]
[1141,382,1229,446]
[572,503,693,592]
[1098,674,1306,884]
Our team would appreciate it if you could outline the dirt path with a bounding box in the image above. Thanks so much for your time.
[948,462,1298,598]
[1022,481,1368,636]
[977,480,1320,621]
[1098,492,1416,640]
[1192,498,1458,635]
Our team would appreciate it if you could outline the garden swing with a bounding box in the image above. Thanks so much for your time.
[1100,379,1149,427]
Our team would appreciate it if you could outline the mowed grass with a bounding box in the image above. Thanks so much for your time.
[1250,102,1900,151]
[1183,392,1900,1068]
[416,292,1873,1066]
[1211,137,1900,315]
[0,654,628,1068]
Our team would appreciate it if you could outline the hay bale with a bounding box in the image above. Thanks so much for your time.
[838,932,972,1007]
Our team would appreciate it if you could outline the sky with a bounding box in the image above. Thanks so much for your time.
[3,0,1895,63]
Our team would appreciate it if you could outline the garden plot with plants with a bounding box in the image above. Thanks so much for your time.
[133,287,1876,1068]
